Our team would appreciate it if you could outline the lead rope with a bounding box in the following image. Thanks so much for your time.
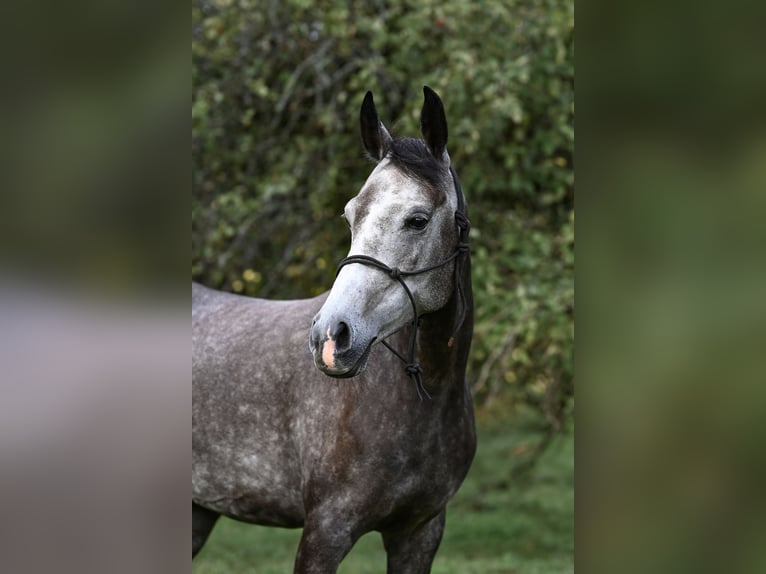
[335,167,470,400]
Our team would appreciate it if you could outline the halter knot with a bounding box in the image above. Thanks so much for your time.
[455,211,470,231]
[405,363,422,377]
[389,267,401,280]
[457,241,470,253]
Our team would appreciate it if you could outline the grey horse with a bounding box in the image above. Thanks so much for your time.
[193,86,476,573]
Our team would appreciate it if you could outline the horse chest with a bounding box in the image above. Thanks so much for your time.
[297,398,475,525]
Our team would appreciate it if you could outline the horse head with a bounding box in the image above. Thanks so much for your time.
[309,87,468,379]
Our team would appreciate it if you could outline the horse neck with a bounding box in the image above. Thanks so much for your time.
[401,254,474,388]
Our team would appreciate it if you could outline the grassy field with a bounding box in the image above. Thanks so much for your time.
[192,408,573,573]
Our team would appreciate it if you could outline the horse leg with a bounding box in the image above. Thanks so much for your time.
[293,513,359,574]
[192,502,220,558]
[381,510,446,574]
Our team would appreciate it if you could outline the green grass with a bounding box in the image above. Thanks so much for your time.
[193,410,573,573]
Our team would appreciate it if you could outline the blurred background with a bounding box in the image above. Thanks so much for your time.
[192,0,573,571]
[2,0,763,572]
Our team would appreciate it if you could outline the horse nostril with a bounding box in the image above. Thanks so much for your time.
[333,321,351,354]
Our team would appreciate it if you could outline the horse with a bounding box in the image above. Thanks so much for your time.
[192,86,476,573]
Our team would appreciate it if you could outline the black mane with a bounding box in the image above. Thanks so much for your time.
[386,137,449,195]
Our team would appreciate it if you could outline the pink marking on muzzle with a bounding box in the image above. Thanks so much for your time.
[322,327,336,368]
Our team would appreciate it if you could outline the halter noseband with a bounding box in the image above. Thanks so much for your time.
[335,166,470,400]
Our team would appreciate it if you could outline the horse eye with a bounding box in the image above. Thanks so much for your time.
[405,215,429,230]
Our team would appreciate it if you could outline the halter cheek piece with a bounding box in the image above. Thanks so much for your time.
[335,167,471,400]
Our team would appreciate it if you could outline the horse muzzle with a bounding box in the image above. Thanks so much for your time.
[309,317,374,378]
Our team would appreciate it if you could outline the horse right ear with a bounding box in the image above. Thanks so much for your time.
[420,86,448,161]
[360,91,392,162]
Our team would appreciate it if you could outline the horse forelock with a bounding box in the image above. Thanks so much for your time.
[386,137,450,201]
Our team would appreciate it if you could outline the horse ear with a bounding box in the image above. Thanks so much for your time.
[420,86,448,161]
[360,91,392,161]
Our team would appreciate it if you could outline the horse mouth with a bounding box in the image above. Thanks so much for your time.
[320,337,376,379]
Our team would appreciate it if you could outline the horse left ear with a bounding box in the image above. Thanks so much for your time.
[360,91,393,162]
[420,86,448,161]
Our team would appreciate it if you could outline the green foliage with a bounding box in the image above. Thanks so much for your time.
[192,0,573,421]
